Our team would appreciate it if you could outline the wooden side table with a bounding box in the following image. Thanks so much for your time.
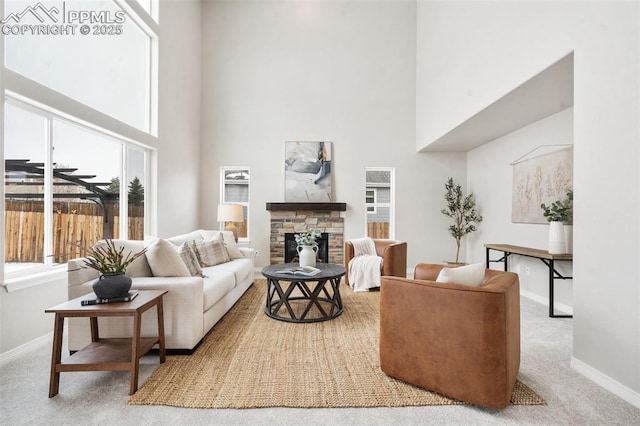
[45,289,168,397]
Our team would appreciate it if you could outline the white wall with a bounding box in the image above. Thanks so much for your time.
[467,108,574,308]
[156,0,202,237]
[200,0,466,269]
[417,0,639,401]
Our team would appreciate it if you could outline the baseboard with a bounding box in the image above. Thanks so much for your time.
[520,288,573,316]
[571,356,640,409]
[0,332,52,367]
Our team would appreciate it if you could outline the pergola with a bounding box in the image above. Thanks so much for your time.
[4,159,119,239]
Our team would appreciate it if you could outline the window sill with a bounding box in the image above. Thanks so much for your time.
[3,265,67,293]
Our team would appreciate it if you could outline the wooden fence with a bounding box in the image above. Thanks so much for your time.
[5,200,144,263]
[367,222,389,239]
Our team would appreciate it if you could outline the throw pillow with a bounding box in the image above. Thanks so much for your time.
[200,230,245,259]
[92,239,152,277]
[146,239,191,277]
[177,242,204,277]
[436,262,485,287]
[192,237,230,267]
[221,231,245,259]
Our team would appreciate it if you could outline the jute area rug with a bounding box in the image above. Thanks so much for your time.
[128,280,545,409]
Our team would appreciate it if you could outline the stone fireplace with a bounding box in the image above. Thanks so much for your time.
[267,203,346,265]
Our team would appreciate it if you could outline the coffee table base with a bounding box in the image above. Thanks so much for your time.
[265,277,343,323]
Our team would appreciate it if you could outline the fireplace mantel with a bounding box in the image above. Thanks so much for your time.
[266,202,346,212]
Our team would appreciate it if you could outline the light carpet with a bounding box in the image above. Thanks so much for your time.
[128,280,545,409]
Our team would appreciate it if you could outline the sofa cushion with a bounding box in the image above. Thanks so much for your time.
[210,257,254,285]
[166,230,204,246]
[193,237,230,267]
[200,230,245,260]
[436,262,485,287]
[177,242,204,277]
[146,239,191,277]
[93,239,151,277]
[201,270,236,311]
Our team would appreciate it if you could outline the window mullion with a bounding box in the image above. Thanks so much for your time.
[44,118,54,265]
[120,144,128,239]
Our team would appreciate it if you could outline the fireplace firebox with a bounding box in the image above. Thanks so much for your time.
[284,232,329,264]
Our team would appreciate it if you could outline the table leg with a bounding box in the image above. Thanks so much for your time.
[549,259,555,317]
[90,317,99,342]
[485,247,490,269]
[48,314,64,398]
[156,299,166,363]
[129,312,142,395]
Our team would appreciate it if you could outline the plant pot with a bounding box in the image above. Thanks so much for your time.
[548,221,566,254]
[93,272,132,299]
[297,244,318,268]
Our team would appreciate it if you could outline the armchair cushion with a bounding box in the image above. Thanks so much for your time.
[436,262,485,287]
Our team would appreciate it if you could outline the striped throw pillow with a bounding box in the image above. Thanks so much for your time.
[192,238,230,267]
[178,242,204,277]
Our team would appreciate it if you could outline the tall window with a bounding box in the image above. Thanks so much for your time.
[365,168,394,239]
[2,0,157,280]
[220,168,249,241]
[4,100,149,276]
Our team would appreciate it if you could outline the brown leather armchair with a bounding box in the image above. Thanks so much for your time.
[344,239,407,286]
[379,263,521,409]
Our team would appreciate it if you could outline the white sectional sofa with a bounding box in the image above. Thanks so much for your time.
[67,229,256,352]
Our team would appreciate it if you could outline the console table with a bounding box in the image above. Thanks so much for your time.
[484,244,573,318]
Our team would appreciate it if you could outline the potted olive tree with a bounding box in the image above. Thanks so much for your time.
[441,177,483,264]
[540,189,573,254]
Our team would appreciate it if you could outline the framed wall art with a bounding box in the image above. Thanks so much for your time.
[284,141,332,202]
[511,145,573,224]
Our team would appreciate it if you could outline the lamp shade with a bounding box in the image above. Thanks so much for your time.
[217,204,243,222]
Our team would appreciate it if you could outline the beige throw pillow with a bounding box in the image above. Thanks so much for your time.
[146,239,191,277]
[178,242,204,277]
[436,262,485,287]
[199,230,245,260]
[192,237,230,267]
[219,230,245,259]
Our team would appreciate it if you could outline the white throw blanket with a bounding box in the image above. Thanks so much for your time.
[348,237,382,292]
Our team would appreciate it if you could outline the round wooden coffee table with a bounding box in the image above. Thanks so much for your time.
[262,263,345,323]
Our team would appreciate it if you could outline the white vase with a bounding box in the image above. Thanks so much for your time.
[297,244,318,267]
[548,221,566,254]
[564,224,573,254]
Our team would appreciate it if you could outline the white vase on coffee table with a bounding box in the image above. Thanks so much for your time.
[297,244,318,267]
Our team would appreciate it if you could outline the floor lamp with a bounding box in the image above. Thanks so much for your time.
[217,204,243,242]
